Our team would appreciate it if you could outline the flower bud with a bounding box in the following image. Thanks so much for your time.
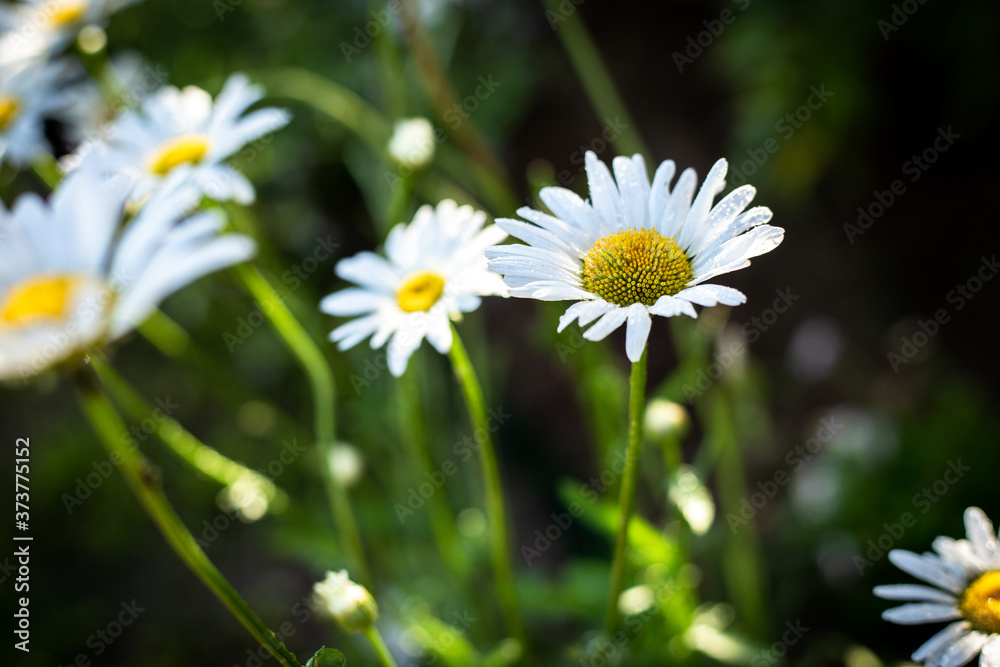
[312,570,378,633]
[644,398,690,441]
[388,117,435,171]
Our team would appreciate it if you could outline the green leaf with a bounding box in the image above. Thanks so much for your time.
[305,647,347,667]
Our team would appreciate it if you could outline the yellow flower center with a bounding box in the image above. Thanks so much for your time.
[582,228,694,306]
[961,571,1000,635]
[47,0,88,28]
[0,275,79,328]
[396,271,445,313]
[0,96,21,133]
[147,134,211,176]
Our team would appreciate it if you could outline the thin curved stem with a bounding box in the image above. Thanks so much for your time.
[73,372,303,667]
[446,324,525,645]
[90,355,288,512]
[234,263,370,585]
[604,349,648,634]
[362,626,400,667]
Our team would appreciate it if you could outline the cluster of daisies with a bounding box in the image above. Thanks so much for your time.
[0,0,289,381]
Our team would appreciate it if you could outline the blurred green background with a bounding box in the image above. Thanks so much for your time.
[2,0,1000,665]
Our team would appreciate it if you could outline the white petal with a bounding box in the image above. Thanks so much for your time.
[624,303,651,362]
[649,294,698,319]
[913,622,973,662]
[936,630,989,667]
[515,207,592,253]
[966,508,1000,563]
[675,284,746,307]
[882,603,961,624]
[330,314,382,350]
[424,312,453,354]
[557,299,612,332]
[539,187,603,238]
[336,252,400,293]
[581,306,628,342]
[612,155,647,229]
[585,151,622,231]
[657,168,696,239]
[889,550,965,593]
[873,584,957,604]
[648,159,676,228]
[509,281,593,301]
[678,158,727,251]
[979,635,1000,667]
[386,324,426,377]
[320,288,381,316]
[688,184,757,257]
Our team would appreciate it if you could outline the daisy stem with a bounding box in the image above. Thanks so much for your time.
[446,325,525,645]
[604,348,648,634]
[73,372,303,667]
[89,354,289,512]
[540,0,649,159]
[136,309,191,357]
[31,156,63,189]
[362,626,400,667]
[234,263,370,585]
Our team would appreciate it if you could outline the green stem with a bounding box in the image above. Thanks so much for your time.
[90,355,288,512]
[234,263,369,584]
[363,626,400,667]
[73,373,303,667]
[541,0,650,159]
[31,156,63,189]
[604,349,648,634]
[446,325,525,645]
[136,309,191,357]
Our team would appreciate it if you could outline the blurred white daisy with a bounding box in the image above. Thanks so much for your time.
[388,117,435,170]
[0,0,138,59]
[486,151,783,362]
[0,171,255,382]
[72,73,290,204]
[0,58,72,167]
[320,200,507,377]
[875,507,1000,667]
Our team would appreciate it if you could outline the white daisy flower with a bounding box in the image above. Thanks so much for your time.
[485,151,784,362]
[0,58,72,167]
[72,73,290,205]
[320,200,508,377]
[0,0,138,59]
[875,507,1000,667]
[0,171,255,382]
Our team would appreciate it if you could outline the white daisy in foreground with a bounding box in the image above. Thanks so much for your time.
[72,73,290,204]
[0,58,72,167]
[0,171,255,382]
[321,200,507,377]
[486,151,783,362]
[875,507,1000,666]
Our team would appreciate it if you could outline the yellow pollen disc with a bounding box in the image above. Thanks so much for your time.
[0,275,79,328]
[0,96,21,133]
[148,134,211,176]
[396,271,445,313]
[961,571,1000,634]
[582,227,694,307]
[47,0,88,27]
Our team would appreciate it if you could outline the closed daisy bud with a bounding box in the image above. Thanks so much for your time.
[312,570,378,633]
[644,398,690,441]
[327,443,365,488]
[388,117,435,171]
